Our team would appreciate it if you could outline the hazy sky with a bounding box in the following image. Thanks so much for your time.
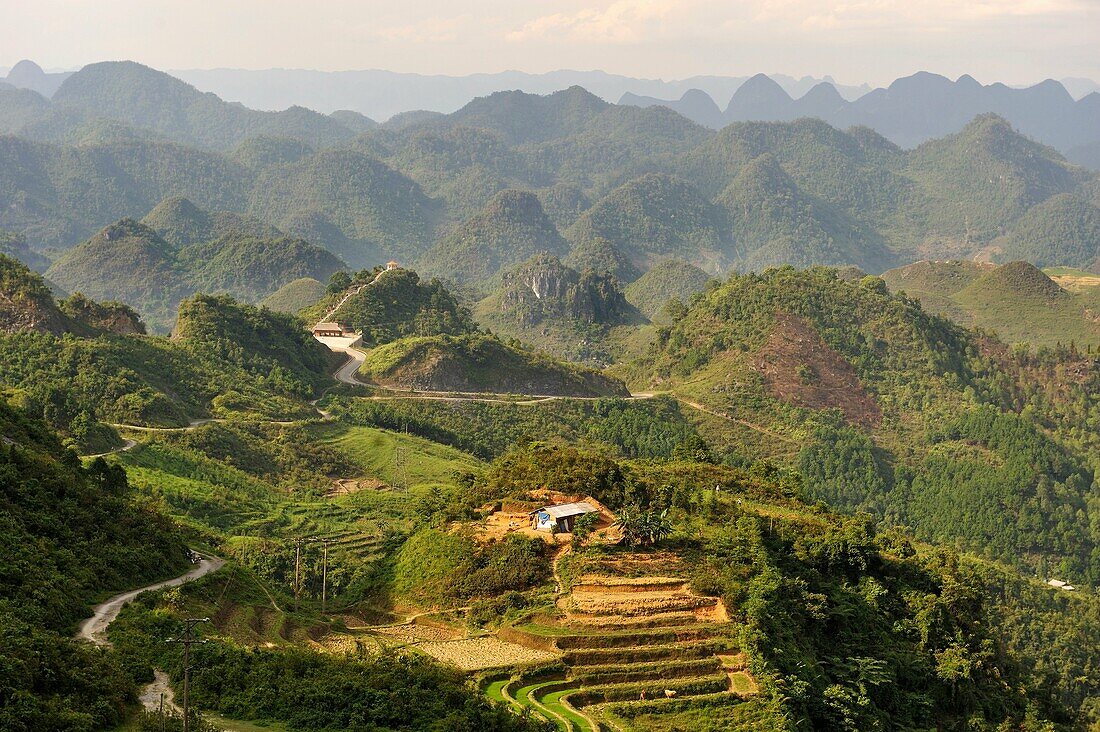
[1,0,1098,85]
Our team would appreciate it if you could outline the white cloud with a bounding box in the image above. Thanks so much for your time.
[751,0,1086,31]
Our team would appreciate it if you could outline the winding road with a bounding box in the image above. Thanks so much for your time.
[76,555,225,646]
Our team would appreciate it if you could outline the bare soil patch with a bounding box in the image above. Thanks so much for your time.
[327,477,388,497]
[751,312,881,427]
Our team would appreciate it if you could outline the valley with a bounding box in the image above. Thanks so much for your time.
[1,47,1099,732]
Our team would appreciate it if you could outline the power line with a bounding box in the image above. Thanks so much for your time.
[165,617,209,732]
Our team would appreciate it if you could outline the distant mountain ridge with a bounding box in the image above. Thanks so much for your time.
[620,72,1100,164]
[169,67,871,119]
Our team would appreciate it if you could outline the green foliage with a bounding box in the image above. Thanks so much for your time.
[258,276,327,314]
[111,601,545,732]
[248,148,436,266]
[569,172,730,272]
[46,211,342,332]
[419,189,569,285]
[359,333,629,397]
[332,268,476,345]
[0,292,331,449]
[327,394,700,461]
[637,266,1100,582]
[393,529,550,605]
[614,506,673,547]
[624,259,712,320]
[882,259,1100,349]
[0,400,187,730]
[701,504,1054,731]
[716,153,893,273]
[999,193,1100,269]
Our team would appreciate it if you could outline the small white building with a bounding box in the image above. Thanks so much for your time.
[530,501,599,533]
[1046,579,1076,591]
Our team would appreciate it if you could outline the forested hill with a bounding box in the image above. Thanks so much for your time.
[0,398,187,729]
[45,203,344,331]
[625,266,1100,584]
[1,64,1097,295]
[0,261,336,451]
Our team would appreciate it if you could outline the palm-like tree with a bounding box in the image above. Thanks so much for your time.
[615,507,673,547]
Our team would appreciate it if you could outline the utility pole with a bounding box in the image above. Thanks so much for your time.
[166,617,209,732]
[394,446,408,497]
[292,537,309,609]
[317,537,336,613]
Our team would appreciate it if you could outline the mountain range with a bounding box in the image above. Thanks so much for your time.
[0,60,1098,332]
[622,72,1100,165]
[5,59,1097,165]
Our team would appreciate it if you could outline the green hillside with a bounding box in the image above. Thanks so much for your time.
[382,124,534,221]
[2,92,1097,283]
[45,219,184,328]
[626,266,1100,585]
[907,114,1090,240]
[0,399,187,730]
[359,333,630,396]
[46,208,343,331]
[141,195,282,247]
[0,134,251,247]
[260,276,328,314]
[997,192,1100,269]
[305,267,476,346]
[46,61,357,151]
[568,173,731,275]
[0,228,49,270]
[883,259,1100,347]
[717,153,895,272]
[475,254,643,364]
[248,148,438,266]
[624,259,712,320]
[419,189,568,286]
[0,252,72,334]
[0,278,333,450]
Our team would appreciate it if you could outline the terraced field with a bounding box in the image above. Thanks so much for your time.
[486,552,768,731]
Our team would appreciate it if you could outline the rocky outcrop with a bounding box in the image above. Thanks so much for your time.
[499,254,633,326]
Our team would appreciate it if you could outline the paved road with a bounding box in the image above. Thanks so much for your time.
[332,344,367,385]
[76,555,225,646]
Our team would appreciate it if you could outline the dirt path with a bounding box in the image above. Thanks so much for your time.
[316,277,378,326]
[678,399,799,444]
[139,669,180,714]
[552,545,572,595]
[82,438,138,458]
[106,418,219,433]
[76,555,225,646]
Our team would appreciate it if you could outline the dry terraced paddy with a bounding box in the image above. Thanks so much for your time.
[417,637,559,671]
[491,551,764,729]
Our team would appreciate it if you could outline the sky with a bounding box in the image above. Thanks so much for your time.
[1,0,1098,86]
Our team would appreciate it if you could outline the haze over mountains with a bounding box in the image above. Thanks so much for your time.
[1,58,1099,338]
[4,59,1097,165]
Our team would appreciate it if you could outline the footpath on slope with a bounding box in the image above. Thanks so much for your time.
[76,555,225,646]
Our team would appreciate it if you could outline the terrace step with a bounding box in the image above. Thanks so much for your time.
[569,591,718,617]
[567,672,731,706]
[569,657,721,685]
[565,610,707,629]
[555,625,723,649]
[572,576,688,594]
[564,640,723,667]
